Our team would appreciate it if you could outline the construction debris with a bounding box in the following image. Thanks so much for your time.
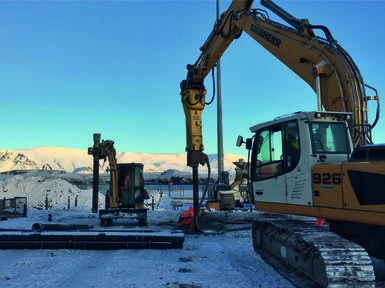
[0,197,27,220]
[0,230,184,249]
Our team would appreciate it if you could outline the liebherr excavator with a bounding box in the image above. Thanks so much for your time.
[180,0,383,286]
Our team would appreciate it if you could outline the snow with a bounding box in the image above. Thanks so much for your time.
[0,170,105,210]
[0,211,295,288]
[0,171,295,288]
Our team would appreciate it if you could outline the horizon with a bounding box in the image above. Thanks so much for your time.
[0,145,246,175]
[0,145,245,156]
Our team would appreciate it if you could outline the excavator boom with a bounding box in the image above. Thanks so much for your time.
[181,0,379,154]
[183,0,253,87]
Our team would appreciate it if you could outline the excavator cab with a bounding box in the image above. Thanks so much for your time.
[241,111,353,207]
[105,163,149,209]
[240,111,385,228]
[244,112,385,285]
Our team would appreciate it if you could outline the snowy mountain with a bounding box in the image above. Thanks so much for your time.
[0,147,246,175]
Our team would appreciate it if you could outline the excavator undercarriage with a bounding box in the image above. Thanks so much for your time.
[252,216,376,288]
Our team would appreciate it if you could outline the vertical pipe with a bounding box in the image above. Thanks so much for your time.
[316,76,322,111]
[92,133,101,213]
[216,0,225,183]
[192,165,200,232]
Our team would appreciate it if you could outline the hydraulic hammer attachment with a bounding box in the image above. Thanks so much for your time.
[181,88,207,167]
[181,86,209,232]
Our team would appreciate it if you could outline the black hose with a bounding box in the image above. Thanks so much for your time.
[199,157,211,207]
[185,93,203,106]
[193,155,214,233]
[214,11,235,39]
[307,24,335,44]
[205,68,216,105]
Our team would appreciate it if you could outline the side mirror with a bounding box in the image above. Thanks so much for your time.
[236,135,253,150]
[246,138,253,150]
[236,135,244,147]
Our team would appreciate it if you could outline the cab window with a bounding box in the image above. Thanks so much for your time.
[310,122,349,154]
[252,120,300,181]
[252,125,283,181]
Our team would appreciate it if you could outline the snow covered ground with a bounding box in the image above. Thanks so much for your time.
[0,210,295,288]
[0,171,295,288]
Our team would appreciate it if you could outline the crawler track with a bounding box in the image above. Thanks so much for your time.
[252,218,375,287]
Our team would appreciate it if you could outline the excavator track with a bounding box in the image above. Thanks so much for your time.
[252,217,375,287]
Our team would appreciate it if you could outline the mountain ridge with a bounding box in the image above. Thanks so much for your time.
[0,147,246,175]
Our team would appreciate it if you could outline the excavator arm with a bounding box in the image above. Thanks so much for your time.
[181,0,379,157]
[105,141,119,208]
[89,139,119,208]
[88,136,120,210]
[180,0,253,168]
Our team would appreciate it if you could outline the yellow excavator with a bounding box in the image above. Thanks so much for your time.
[88,135,149,227]
[180,0,383,286]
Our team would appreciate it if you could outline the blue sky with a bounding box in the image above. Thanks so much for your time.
[0,1,384,158]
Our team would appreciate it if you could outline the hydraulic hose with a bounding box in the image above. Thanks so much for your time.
[199,156,211,207]
[194,155,212,233]
[205,68,216,105]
